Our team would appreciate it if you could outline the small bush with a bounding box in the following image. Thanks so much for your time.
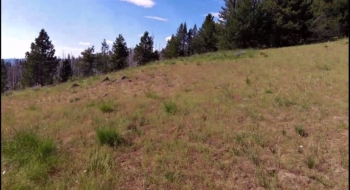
[163,101,177,114]
[96,128,124,147]
[99,101,114,113]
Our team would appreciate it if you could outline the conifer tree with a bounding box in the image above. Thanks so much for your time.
[60,59,73,82]
[22,29,59,86]
[197,14,218,53]
[97,39,110,73]
[110,34,129,71]
[134,31,158,66]
[163,35,180,59]
[79,46,96,77]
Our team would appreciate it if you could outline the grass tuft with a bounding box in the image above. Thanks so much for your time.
[305,155,316,169]
[295,124,305,136]
[163,100,178,114]
[99,101,114,113]
[95,127,124,147]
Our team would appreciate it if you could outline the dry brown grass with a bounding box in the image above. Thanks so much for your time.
[1,39,349,189]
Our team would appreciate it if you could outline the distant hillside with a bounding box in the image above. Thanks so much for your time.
[2,58,26,65]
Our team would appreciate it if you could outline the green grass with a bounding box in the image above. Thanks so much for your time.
[1,130,59,187]
[163,100,178,114]
[1,38,348,189]
[99,101,114,113]
[95,127,125,147]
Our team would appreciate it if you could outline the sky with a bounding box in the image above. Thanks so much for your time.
[1,0,225,59]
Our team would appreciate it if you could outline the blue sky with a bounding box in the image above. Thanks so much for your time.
[2,0,224,59]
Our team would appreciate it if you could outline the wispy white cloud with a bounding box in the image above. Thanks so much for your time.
[165,36,172,42]
[138,34,144,37]
[144,16,168,22]
[120,0,155,8]
[106,40,113,44]
[79,42,90,45]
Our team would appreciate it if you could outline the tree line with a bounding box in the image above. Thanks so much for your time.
[1,0,348,93]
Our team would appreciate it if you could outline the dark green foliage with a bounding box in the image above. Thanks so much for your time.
[196,14,218,53]
[176,23,188,56]
[189,24,200,55]
[22,29,59,87]
[59,59,73,82]
[310,0,349,40]
[110,35,129,71]
[163,35,180,59]
[272,0,314,46]
[95,128,124,147]
[79,46,96,77]
[219,0,268,49]
[134,31,159,66]
[1,59,7,93]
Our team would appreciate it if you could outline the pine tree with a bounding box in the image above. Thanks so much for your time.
[134,31,157,66]
[1,59,8,93]
[96,39,110,73]
[110,34,129,71]
[311,0,349,40]
[163,35,180,59]
[79,46,96,77]
[273,0,314,46]
[197,14,218,53]
[22,29,59,86]
[189,24,200,55]
[60,59,73,82]
[175,23,188,56]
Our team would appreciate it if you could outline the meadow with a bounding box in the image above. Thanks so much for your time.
[1,39,349,189]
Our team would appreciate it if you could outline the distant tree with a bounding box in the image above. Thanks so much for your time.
[79,46,96,77]
[189,24,200,54]
[163,35,180,59]
[197,14,218,53]
[96,39,110,74]
[110,34,129,71]
[1,59,8,93]
[152,50,160,61]
[134,31,158,66]
[60,59,73,82]
[175,23,188,56]
[22,29,59,86]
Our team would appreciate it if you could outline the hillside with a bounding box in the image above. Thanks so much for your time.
[1,39,349,189]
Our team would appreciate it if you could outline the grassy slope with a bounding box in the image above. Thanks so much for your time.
[1,39,349,189]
